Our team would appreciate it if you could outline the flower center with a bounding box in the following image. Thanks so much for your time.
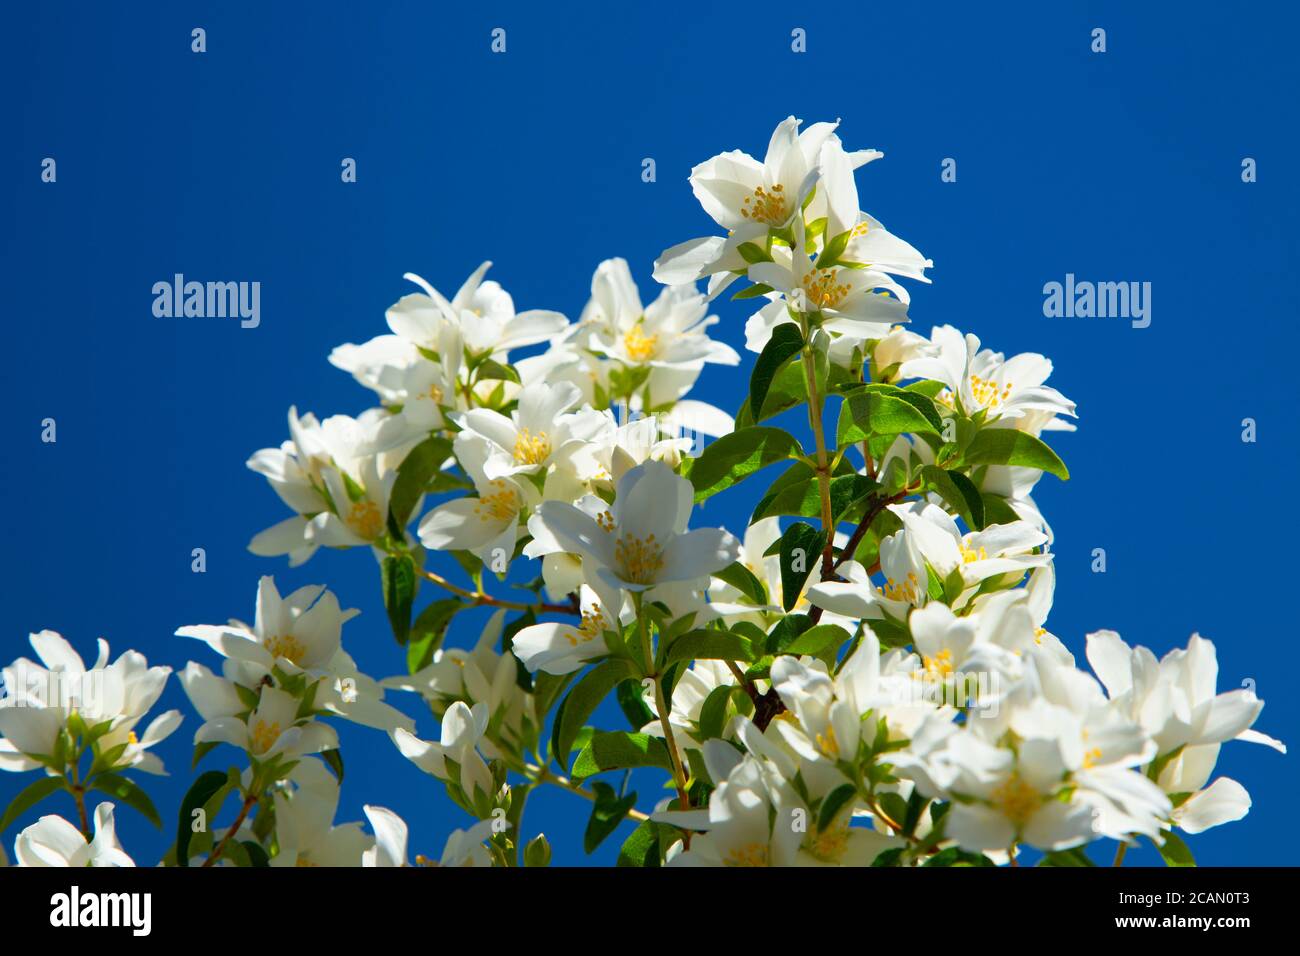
[882,571,919,603]
[512,427,551,465]
[564,606,608,647]
[266,633,307,666]
[960,545,988,564]
[739,183,788,225]
[990,772,1041,826]
[815,724,840,758]
[969,374,1013,409]
[347,500,384,539]
[623,323,659,362]
[723,842,770,867]
[426,383,444,403]
[614,532,664,585]
[474,481,519,522]
[806,820,851,863]
[800,269,850,309]
[250,719,281,755]
[918,648,955,681]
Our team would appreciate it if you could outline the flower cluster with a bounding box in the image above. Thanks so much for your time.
[0,117,1283,868]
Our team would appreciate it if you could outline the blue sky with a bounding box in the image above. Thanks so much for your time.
[1,1,1295,866]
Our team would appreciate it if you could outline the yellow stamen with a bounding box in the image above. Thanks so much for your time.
[738,182,788,226]
[990,772,1041,826]
[970,374,1014,409]
[723,842,771,867]
[623,323,659,362]
[347,500,384,539]
[800,268,851,309]
[474,480,519,522]
[512,427,551,465]
[266,633,307,666]
[614,532,664,585]
[250,719,280,755]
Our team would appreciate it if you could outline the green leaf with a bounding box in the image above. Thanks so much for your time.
[663,629,756,668]
[712,561,768,606]
[242,840,271,867]
[90,772,161,828]
[737,354,823,424]
[0,776,66,834]
[780,624,846,657]
[762,613,813,656]
[550,660,633,772]
[753,472,877,525]
[922,465,985,530]
[698,685,753,740]
[963,428,1069,479]
[749,324,804,420]
[683,427,800,502]
[616,819,664,867]
[980,492,1022,526]
[923,847,996,867]
[475,358,520,384]
[176,770,230,867]
[615,679,657,730]
[836,388,940,446]
[776,522,824,611]
[871,847,906,867]
[1156,830,1196,867]
[817,783,858,832]
[1038,847,1097,866]
[320,748,345,783]
[571,732,673,778]
[406,598,464,672]
[584,782,640,853]
[387,436,452,533]
[380,554,418,645]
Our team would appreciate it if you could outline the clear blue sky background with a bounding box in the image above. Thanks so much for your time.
[1,1,1294,866]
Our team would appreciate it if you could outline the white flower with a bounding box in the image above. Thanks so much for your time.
[418,432,538,567]
[433,818,499,867]
[247,407,413,563]
[453,380,606,481]
[573,258,739,370]
[745,218,912,353]
[177,577,410,734]
[14,803,134,867]
[511,585,616,676]
[807,504,1049,623]
[271,759,370,867]
[769,627,939,765]
[362,805,409,867]
[330,327,463,432]
[0,632,179,776]
[531,460,740,598]
[388,261,567,359]
[665,745,803,867]
[180,667,337,761]
[871,326,937,381]
[383,611,537,759]
[391,701,494,804]
[1086,631,1286,757]
[654,116,867,288]
[898,325,1076,433]
[937,732,1101,853]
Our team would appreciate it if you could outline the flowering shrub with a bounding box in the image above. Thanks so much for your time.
[0,118,1285,868]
